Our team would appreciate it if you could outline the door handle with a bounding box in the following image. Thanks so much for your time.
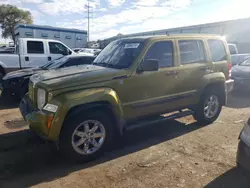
[166,70,178,76]
[25,56,29,61]
[48,56,51,61]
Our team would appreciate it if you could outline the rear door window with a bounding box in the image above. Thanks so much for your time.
[178,40,206,64]
[27,41,44,54]
[208,39,227,62]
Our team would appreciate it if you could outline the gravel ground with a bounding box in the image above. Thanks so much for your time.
[0,92,249,188]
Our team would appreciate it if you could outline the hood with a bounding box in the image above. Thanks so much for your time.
[232,65,250,78]
[31,65,128,91]
[3,67,45,80]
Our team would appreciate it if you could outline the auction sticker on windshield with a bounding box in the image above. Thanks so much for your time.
[124,43,140,49]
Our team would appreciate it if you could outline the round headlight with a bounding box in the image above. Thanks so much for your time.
[37,88,46,110]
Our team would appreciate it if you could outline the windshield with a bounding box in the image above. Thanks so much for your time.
[240,58,250,66]
[41,56,69,69]
[93,40,143,69]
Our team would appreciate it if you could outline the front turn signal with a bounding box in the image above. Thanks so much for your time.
[47,115,54,129]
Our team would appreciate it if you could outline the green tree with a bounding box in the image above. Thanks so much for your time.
[0,4,33,43]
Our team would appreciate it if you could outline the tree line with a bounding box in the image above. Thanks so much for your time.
[0,4,33,43]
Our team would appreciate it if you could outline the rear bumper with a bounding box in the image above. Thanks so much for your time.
[226,79,234,93]
[237,140,250,172]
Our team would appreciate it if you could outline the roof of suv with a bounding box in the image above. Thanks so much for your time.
[118,34,224,42]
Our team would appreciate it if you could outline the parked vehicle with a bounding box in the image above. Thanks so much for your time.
[231,57,250,91]
[72,48,83,53]
[231,54,250,66]
[0,38,74,79]
[78,48,101,56]
[0,54,95,99]
[227,43,250,66]
[228,43,238,55]
[237,117,250,172]
[19,34,234,161]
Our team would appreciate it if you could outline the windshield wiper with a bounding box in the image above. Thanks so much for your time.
[93,62,124,69]
[93,62,109,67]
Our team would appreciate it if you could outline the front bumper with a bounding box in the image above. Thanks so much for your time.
[226,79,234,93]
[19,95,52,139]
[237,140,250,172]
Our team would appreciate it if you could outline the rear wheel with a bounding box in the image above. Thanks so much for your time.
[193,88,222,125]
[59,111,114,162]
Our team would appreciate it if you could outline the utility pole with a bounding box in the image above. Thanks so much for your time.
[85,0,93,42]
[87,0,90,42]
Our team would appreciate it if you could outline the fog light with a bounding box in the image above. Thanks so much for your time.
[43,104,58,113]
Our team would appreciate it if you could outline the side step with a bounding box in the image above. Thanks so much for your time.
[125,110,194,132]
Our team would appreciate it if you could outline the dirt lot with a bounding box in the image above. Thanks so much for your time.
[0,92,249,188]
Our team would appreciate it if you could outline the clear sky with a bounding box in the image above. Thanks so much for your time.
[0,0,250,42]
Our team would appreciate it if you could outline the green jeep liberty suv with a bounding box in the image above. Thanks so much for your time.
[20,35,234,161]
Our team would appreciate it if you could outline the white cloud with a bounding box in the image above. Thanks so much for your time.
[133,0,159,7]
[99,8,107,12]
[56,0,193,40]
[38,0,99,15]
[161,0,192,10]
[107,0,125,7]
[21,7,44,20]
[0,0,21,5]
[22,0,43,3]
[55,0,193,40]
[0,0,43,5]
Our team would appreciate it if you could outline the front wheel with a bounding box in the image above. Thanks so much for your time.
[193,89,222,125]
[59,111,114,162]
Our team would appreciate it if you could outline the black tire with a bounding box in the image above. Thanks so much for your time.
[193,88,222,125]
[59,111,114,162]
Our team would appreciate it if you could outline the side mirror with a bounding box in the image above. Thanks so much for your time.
[139,59,159,72]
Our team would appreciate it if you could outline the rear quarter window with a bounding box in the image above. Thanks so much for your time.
[208,39,227,62]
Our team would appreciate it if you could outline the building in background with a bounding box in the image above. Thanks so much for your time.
[15,24,87,49]
[99,17,250,53]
